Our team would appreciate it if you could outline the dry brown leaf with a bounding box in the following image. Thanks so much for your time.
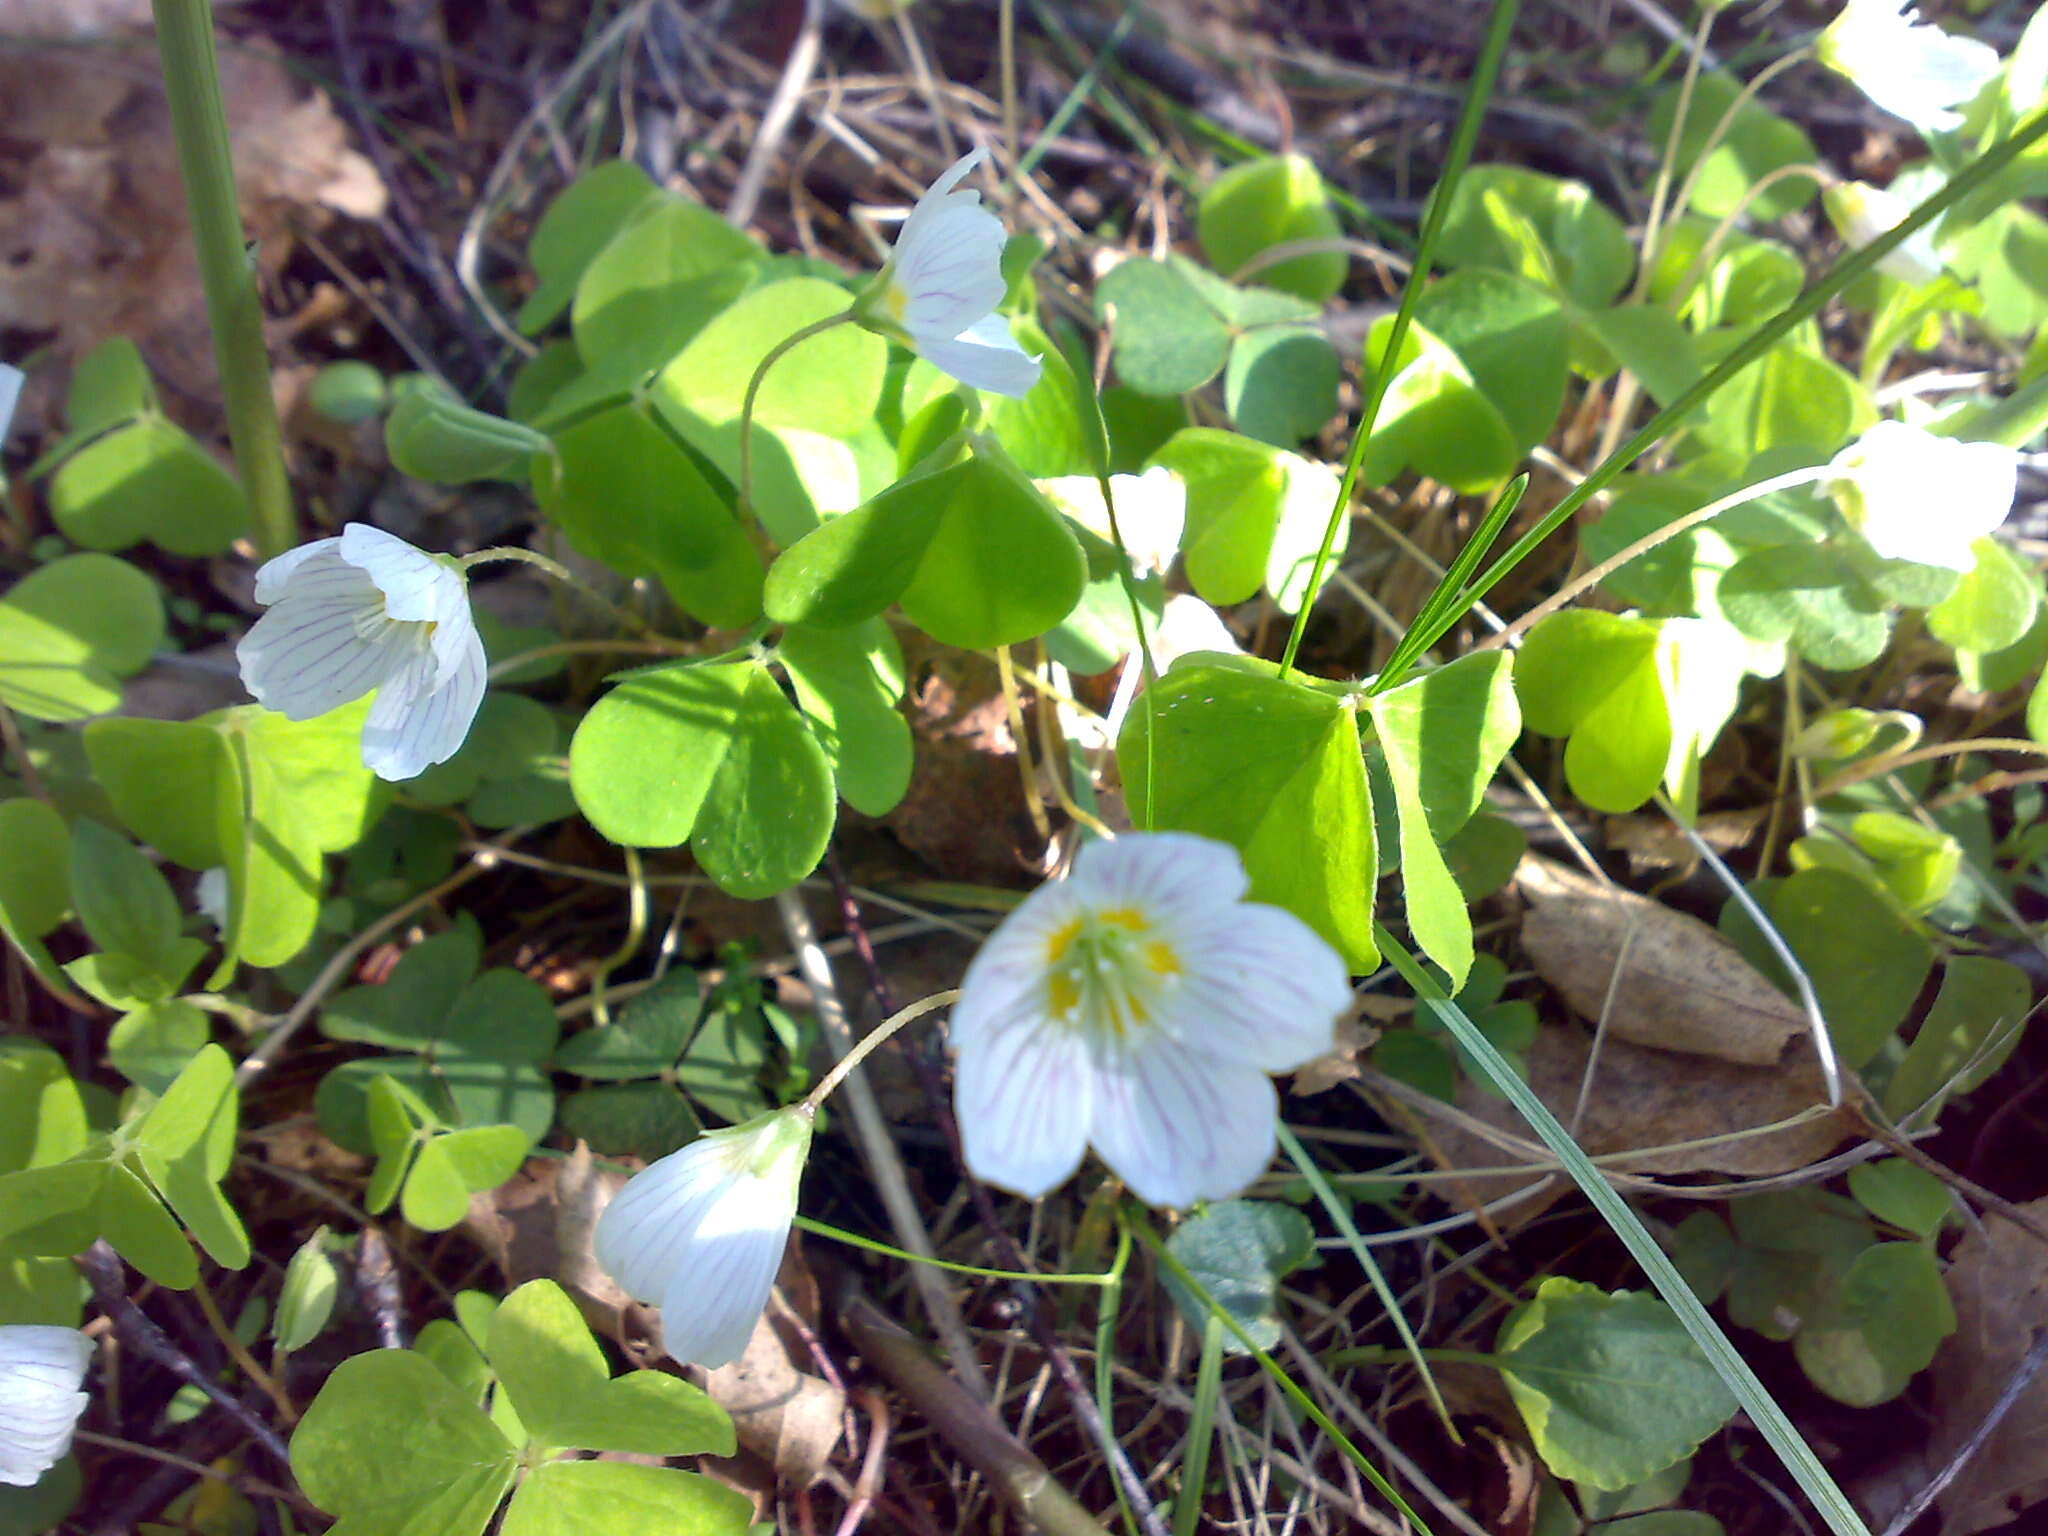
[1604,808,1763,875]
[1292,1012,1381,1097]
[0,33,383,408]
[1410,1020,1855,1222]
[1516,855,1805,1066]
[1929,1198,2048,1534]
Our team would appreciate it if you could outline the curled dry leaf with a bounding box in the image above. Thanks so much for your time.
[0,33,383,406]
[1927,1197,2048,1534]
[1400,1019,1856,1225]
[1516,855,1805,1066]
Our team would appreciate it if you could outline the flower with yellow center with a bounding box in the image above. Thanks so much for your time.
[594,1107,815,1368]
[952,833,1351,1207]
[858,147,1042,398]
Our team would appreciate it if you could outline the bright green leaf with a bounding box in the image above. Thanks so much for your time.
[1498,1277,1737,1491]
[49,418,247,555]
[1197,155,1346,303]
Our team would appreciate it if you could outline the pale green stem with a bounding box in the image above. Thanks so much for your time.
[461,544,660,637]
[737,312,858,521]
[152,0,296,558]
[802,988,958,1112]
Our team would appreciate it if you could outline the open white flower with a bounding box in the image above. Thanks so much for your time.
[0,1325,93,1487]
[865,148,1041,397]
[1817,0,1999,134]
[237,523,486,782]
[952,832,1351,1207]
[1823,181,1943,285]
[594,1108,814,1369]
[1825,419,2019,570]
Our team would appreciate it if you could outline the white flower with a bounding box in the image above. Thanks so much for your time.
[867,148,1041,397]
[952,832,1351,1207]
[1817,0,2000,134]
[1823,181,1943,285]
[1155,593,1240,670]
[0,1325,93,1487]
[1826,420,2019,570]
[594,1108,814,1369]
[237,523,486,782]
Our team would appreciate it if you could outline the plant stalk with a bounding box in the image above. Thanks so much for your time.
[152,0,296,558]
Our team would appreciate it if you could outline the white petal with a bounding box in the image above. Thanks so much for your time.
[0,1326,92,1488]
[252,537,345,604]
[1167,902,1351,1073]
[955,1002,1092,1198]
[1154,594,1240,670]
[339,523,458,623]
[898,147,990,251]
[1819,0,1998,132]
[1088,1040,1277,1207]
[950,880,1086,1051]
[896,201,1009,340]
[1067,832,1250,931]
[916,314,1042,397]
[238,598,412,720]
[360,633,482,782]
[592,1113,810,1367]
[659,1216,789,1369]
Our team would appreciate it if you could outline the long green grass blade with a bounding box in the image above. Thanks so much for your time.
[1373,923,1869,1536]
[1278,0,1524,676]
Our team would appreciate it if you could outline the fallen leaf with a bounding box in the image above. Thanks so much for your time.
[1516,856,1806,1066]
[1402,1019,1854,1223]
[0,32,383,410]
[1928,1198,2048,1534]
[1604,809,1763,875]
[1292,1012,1380,1097]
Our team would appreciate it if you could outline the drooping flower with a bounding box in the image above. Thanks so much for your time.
[952,832,1351,1208]
[0,1325,93,1487]
[237,523,486,782]
[860,148,1041,397]
[1822,180,1943,285]
[593,1108,815,1369]
[1817,0,2000,134]
[1825,419,2019,570]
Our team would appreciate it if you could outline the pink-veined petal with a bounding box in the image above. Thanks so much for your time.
[1166,902,1351,1073]
[1067,832,1249,930]
[238,600,411,721]
[658,1210,792,1369]
[251,538,345,604]
[1087,1040,1277,1207]
[0,1325,91,1488]
[955,1004,1092,1199]
[896,202,1009,339]
[897,146,989,251]
[916,314,1042,397]
[340,523,455,623]
[950,879,1085,1051]
[361,630,482,782]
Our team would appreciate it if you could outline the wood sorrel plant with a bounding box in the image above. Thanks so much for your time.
[7,0,2048,1530]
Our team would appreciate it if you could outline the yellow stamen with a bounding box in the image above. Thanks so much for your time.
[1045,918,1084,965]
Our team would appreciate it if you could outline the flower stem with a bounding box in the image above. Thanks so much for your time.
[1478,463,1831,651]
[803,988,958,1112]
[461,544,661,637]
[737,312,856,521]
[151,0,296,559]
